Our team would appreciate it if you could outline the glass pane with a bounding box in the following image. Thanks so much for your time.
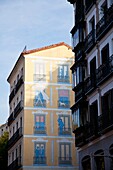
[66,145,69,158]
[35,64,39,73]
[61,145,65,157]
[64,66,68,76]
[65,117,69,128]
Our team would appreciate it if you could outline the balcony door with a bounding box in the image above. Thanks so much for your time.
[89,100,98,133]
[101,43,109,65]
[90,57,96,85]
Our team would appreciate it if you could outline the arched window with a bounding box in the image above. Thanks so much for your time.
[94,149,105,170]
[109,144,113,170]
[82,155,91,170]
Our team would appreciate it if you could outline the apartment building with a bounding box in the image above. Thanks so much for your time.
[0,122,8,137]
[7,42,78,170]
[67,0,113,169]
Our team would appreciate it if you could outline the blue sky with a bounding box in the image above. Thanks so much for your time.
[0,0,73,125]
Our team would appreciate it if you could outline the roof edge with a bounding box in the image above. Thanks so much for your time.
[22,42,72,55]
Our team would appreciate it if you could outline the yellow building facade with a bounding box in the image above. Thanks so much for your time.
[7,42,78,170]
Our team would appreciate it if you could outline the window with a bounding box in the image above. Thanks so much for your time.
[16,122,18,130]
[101,43,109,64]
[21,68,23,76]
[34,63,46,81]
[58,65,69,83]
[59,143,72,165]
[34,143,46,164]
[72,71,76,88]
[58,90,69,108]
[16,148,18,158]
[34,115,46,134]
[72,109,80,127]
[100,1,107,18]
[101,89,113,126]
[20,117,22,127]
[12,152,14,162]
[34,90,47,107]
[75,66,83,86]
[94,150,105,170]
[89,16,95,33]
[58,115,71,135]
[17,74,19,82]
[72,28,83,48]
[13,126,15,134]
[82,155,91,170]
[109,144,113,169]
[72,30,79,48]
[89,100,98,132]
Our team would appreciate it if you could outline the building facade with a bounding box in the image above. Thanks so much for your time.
[0,122,8,137]
[7,42,78,170]
[67,0,113,169]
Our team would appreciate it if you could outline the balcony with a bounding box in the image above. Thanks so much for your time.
[8,127,23,149]
[75,107,113,147]
[58,100,70,109]
[59,157,72,165]
[96,55,113,85]
[75,122,96,147]
[84,76,96,95]
[96,4,113,40]
[9,88,15,103]
[98,108,113,134]
[75,42,85,62]
[75,82,84,103]
[57,75,69,83]
[33,157,46,165]
[8,112,14,126]
[15,75,24,93]
[34,99,46,108]
[85,0,96,14]
[58,127,71,135]
[8,157,22,170]
[14,100,23,118]
[34,126,46,134]
[84,29,95,53]
[34,74,46,81]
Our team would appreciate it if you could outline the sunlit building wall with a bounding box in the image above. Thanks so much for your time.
[7,42,78,170]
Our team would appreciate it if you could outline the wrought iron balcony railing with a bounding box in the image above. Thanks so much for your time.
[8,112,14,126]
[9,88,15,103]
[96,4,113,40]
[84,29,96,53]
[34,126,46,134]
[58,127,71,135]
[75,107,113,147]
[59,157,72,165]
[34,74,46,81]
[75,122,96,147]
[98,108,113,134]
[33,157,46,164]
[8,157,22,170]
[84,75,96,94]
[75,82,84,103]
[34,99,46,107]
[96,55,113,85]
[15,75,24,93]
[58,100,70,109]
[57,75,69,83]
[8,127,23,149]
[14,100,23,118]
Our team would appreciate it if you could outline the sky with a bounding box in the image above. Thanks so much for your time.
[0,0,73,125]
